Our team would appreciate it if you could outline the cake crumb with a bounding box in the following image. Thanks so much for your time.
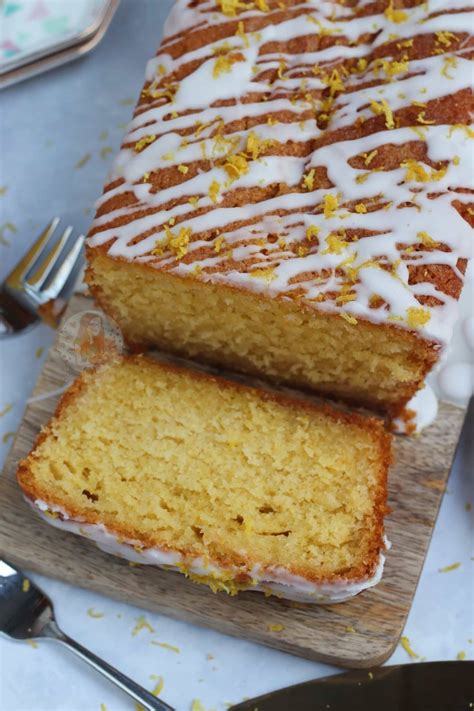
[22,579,30,592]
[400,636,419,659]
[87,608,104,619]
[438,562,461,573]
[132,615,155,636]
[267,623,284,632]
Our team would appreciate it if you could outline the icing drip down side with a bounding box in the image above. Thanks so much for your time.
[88,0,474,347]
[31,498,388,604]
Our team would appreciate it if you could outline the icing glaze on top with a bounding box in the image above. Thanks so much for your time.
[31,498,388,603]
[88,0,474,346]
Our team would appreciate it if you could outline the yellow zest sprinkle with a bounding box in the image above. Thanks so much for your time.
[323,193,339,218]
[235,21,250,47]
[278,237,287,249]
[100,146,113,160]
[417,230,438,248]
[87,608,104,619]
[322,231,348,255]
[100,704,107,711]
[297,244,309,257]
[277,59,287,80]
[416,111,435,125]
[151,677,164,697]
[363,149,378,166]
[0,403,13,417]
[213,52,245,79]
[401,160,447,183]
[75,153,91,169]
[336,292,357,303]
[250,267,276,283]
[369,99,395,129]
[208,180,221,203]
[439,562,461,573]
[26,639,38,649]
[355,203,367,214]
[267,115,279,126]
[406,307,431,328]
[457,650,466,660]
[441,56,458,79]
[321,68,345,96]
[188,196,200,208]
[436,31,458,47]
[267,623,284,632]
[340,312,358,325]
[306,225,320,240]
[224,153,248,180]
[178,164,189,174]
[134,135,156,152]
[132,615,155,636]
[448,124,474,139]
[302,168,315,190]
[143,172,150,182]
[306,15,340,36]
[384,0,408,23]
[453,155,460,165]
[214,235,226,253]
[356,57,367,73]
[162,151,175,161]
[151,641,180,653]
[400,636,419,659]
[345,625,356,633]
[191,701,209,711]
[216,0,253,17]
[22,579,30,592]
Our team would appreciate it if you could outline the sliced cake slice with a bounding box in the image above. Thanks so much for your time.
[17,356,391,603]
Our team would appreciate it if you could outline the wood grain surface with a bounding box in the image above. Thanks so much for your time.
[0,294,464,668]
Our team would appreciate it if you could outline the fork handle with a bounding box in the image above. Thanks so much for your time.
[42,619,174,711]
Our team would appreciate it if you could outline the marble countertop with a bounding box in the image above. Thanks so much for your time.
[0,2,472,709]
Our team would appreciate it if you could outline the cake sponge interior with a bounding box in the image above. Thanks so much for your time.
[18,356,389,582]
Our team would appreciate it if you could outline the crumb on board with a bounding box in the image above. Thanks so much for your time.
[267,623,284,632]
[400,636,419,659]
[87,608,104,619]
[132,615,155,636]
[151,640,180,653]
[438,562,461,573]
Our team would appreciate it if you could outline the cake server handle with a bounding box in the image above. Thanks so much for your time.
[41,618,174,711]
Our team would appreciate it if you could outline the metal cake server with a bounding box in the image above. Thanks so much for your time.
[0,560,174,711]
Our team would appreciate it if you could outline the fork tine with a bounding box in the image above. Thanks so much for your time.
[25,225,74,290]
[37,232,85,300]
[4,217,60,288]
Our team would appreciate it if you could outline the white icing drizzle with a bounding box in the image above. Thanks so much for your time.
[31,498,387,604]
[392,381,438,434]
[88,0,474,347]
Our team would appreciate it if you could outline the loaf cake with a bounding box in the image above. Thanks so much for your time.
[86,0,473,416]
[17,356,390,603]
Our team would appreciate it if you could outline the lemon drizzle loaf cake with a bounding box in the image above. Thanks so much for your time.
[86,0,473,416]
[17,357,390,603]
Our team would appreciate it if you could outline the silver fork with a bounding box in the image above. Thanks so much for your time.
[0,560,174,711]
[0,217,85,337]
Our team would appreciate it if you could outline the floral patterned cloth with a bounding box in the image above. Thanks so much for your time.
[0,0,109,66]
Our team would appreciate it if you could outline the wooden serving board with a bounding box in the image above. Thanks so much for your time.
[0,294,465,668]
